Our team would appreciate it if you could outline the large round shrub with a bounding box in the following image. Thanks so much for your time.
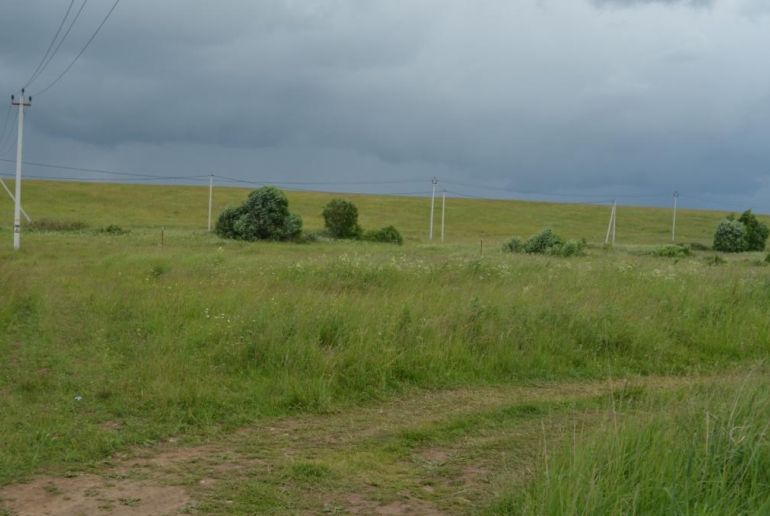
[738,210,769,252]
[524,228,563,254]
[322,199,362,239]
[713,219,746,253]
[215,186,302,241]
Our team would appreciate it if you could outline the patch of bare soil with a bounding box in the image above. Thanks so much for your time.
[345,493,446,515]
[0,374,722,515]
[0,475,191,516]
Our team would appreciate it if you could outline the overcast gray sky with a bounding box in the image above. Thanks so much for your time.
[1,0,769,210]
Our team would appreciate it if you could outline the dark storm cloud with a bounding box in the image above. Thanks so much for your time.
[1,0,769,211]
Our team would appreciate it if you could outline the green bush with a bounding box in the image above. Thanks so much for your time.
[738,210,769,252]
[363,225,403,245]
[505,230,584,257]
[524,228,563,254]
[502,237,524,253]
[215,186,303,241]
[322,199,362,239]
[713,219,746,253]
[558,239,586,257]
[652,244,691,258]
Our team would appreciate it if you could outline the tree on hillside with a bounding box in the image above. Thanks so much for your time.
[322,199,362,239]
[713,219,746,253]
[738,210,769,252]
[215,186,302,241]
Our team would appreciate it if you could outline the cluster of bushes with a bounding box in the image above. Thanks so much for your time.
[651,244,692,258]
[25,219,130,236]
[713,210,769,253]
[503,228,586,257]
[321,198,402,245]
[215,187,303,241]
[215,188,402,245]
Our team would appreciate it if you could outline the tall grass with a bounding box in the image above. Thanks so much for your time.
[1,228,770,482]
[496,374,770,514]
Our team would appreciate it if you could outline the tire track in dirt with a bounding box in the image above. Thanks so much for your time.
[0,374,724,515]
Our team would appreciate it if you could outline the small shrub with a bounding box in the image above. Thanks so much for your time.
[27,219,88,231]
[149,264,169,278]
[557,239,586,257]
[363,225,403,245]
[713,219,746,253]
[508,230,584,257]
[738,210,769,251]
[322,199,362,239]
[97,224,130,235]
[502,237,524,253]
[765,253,770,264]
[215,186,302,241]
[652,244,691,258]
[524,228,563,254]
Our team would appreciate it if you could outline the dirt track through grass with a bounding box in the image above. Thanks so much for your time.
[0,374,722,515]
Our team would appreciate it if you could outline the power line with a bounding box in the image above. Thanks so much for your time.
[22,0,76,89]
[444,189,616,206]
[442,180,664,200]
[0,173,209,184]
[0,172,433,196]
[32,0,120,97]
[0,157,206,180]
[27,0,90,90]
[215,174,425,186]
[0,105,13,153]
[0,110,19,157]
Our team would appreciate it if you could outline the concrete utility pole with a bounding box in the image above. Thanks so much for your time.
[11,90,31,250]
[605,200,617,246]
[441,189,446,242]
[429,176,438,240]
[208,173,214,232]
[672,191,679,242]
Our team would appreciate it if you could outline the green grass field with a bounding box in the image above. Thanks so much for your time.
[1,180,769,514]
[2,179,763,245]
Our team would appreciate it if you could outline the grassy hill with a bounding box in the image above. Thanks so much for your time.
[0,179,762,246]
[1,179,770,513]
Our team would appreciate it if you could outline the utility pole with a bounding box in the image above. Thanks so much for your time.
[208,173,214,232]
[11,89,31,250]
[429,176,438,240]
[605,200,617,246]
[671,191,679,242]
[440,189,446,242]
